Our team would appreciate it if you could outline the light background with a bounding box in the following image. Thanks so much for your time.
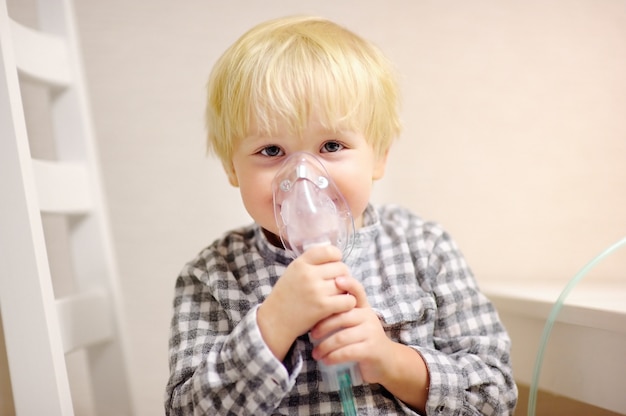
[5,0,626,414]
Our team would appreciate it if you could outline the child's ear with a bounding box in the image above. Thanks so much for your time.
[223,161,239,187]
[372,149,390,181]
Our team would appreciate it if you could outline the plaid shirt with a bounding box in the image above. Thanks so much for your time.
[165,204,517,415]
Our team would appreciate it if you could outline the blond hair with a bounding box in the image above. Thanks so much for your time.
[206,15,401,164]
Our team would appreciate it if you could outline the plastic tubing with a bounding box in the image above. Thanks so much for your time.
[338,367,357,416]
[528,236,626,416]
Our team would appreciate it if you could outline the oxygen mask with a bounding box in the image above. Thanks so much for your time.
[272,152,355,258]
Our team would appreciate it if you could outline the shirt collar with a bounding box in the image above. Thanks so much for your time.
[344,204,380,266]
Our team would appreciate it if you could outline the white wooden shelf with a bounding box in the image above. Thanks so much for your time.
[481,279,626,414]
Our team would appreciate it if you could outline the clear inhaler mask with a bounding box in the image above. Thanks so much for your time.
[272,152,363,396]
[272,152,355,259]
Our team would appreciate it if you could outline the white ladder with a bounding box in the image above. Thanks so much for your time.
[0,0,134,414]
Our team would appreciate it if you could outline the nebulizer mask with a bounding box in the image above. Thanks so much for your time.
[272,152,354,256]
[272,152,361,415]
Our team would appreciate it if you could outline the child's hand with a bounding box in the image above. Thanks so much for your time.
[311,276,431,413]
[309,276,394,385]
[257,244,357,360]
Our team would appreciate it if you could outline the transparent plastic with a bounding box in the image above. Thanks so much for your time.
[272,152,354,258]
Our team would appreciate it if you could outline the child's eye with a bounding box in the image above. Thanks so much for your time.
[321,141,344,153]
[260,145,284,157]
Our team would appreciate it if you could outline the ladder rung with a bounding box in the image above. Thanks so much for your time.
[32,159,93,214]
[10,18,71,87]
[56,289,115,354]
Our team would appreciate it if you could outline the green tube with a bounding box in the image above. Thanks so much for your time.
[338,367,357,416]
[528,236,626,416]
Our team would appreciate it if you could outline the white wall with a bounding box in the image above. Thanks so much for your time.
[5,1,626,415]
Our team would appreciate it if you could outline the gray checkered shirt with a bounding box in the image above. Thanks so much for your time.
[165,204,517,415]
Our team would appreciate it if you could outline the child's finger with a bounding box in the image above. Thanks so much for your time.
[334,276,369,308]
[301,244,343,264]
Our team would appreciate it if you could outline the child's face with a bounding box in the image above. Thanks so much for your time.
[225,115,388,239]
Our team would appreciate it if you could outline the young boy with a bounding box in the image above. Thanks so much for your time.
[165,15,517,415]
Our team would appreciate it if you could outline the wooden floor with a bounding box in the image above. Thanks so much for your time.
[515,384,624,416]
